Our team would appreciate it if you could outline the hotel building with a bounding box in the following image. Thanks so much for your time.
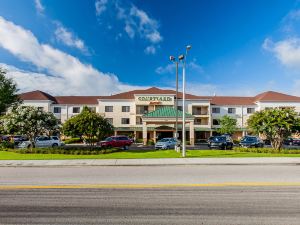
[20,87,300,145]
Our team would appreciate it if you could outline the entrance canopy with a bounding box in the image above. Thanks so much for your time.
[142,107,194,124]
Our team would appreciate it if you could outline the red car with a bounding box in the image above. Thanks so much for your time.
[98,136,133,150]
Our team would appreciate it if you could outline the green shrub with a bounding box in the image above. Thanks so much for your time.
[233,140,240,144]
[64,137,82,144]
[147,140,155,145]
[135,138,143,143]
[0,141,14,149]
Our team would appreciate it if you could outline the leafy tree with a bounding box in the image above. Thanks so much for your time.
[0,106,59,143]
[63,107,114,148]
[218,115,237,135]
[247,108,300,151]
[0,68,22,115]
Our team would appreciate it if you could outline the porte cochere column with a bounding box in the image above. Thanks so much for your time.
[189,121,195,146]
[143,121,147,145]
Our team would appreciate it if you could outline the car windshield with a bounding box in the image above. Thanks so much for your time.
[159,138,171,142]
[104,137,112,141]
[245,137,256,142]
[213,137,226,142]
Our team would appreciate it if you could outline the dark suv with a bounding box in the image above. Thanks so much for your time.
[239,136,264,148]
[208,136,234,150]
[98,136,133,150]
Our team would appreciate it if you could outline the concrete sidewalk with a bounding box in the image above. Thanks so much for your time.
[0,157,299,167]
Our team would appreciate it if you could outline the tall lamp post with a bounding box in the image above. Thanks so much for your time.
[179,45,192,157]
[169,56,179,152]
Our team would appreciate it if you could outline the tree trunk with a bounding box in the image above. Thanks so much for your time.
[271,137,284,152]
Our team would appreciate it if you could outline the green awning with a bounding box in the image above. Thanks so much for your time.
[143,107,193,118]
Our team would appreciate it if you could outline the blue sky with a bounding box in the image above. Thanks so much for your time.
[1,0,300,96]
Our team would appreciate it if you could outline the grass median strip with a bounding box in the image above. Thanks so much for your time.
[0,149,300,160]
[1,182,300,189]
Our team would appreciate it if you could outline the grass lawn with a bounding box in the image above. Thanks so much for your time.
[0,149,300,160]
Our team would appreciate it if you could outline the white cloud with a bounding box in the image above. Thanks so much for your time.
[156,61,204,75]
[54,22,87,53]
[144,46,156,55]
[263,37,300,68]
[95,0,108,16]
[34,0,45,14]
[0,16,143,95]
[115,3,162,54]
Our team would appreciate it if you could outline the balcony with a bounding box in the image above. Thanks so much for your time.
[192,106,209,116]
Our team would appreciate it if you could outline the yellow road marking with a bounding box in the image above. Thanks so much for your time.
[0,182,300,189]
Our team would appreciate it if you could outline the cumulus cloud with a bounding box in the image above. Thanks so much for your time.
[0,16,143,95]
[263,37,300,68]
[144,45,156,55]
[34,0,44,14]
[115,2,162,54]
[95,0,108,16]
[54,22,87,53]
[156,61,204,74]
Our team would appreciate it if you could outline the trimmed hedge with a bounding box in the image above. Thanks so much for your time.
[233,147,300,154]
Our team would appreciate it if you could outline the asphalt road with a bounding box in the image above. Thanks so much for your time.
[0,165,299,185]
[0,187,299,225]
[0,165,299,224]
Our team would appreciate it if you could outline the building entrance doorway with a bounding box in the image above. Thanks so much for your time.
[156,131,173,141]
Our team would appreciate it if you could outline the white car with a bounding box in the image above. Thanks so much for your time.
[18,136,64,148]
[155,138,180,150]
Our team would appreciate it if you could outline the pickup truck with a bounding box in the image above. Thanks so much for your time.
[97,136,133,150]
[18,136,64,148]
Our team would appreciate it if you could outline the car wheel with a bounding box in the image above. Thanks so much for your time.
[52,143,58,148]
[123,145,129,150]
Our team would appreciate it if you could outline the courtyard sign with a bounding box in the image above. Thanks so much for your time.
[135,95,174,105]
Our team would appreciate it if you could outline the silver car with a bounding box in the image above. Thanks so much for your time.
[155,138,179,150]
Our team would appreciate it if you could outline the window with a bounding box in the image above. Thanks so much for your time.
[212,107,220,113]
[136,116,142,125]
[122,106,130,112]
[53,107,61,113]
[73,107,80,113]
[213,119,220,125]
[136,106,148,114]
[247,108,255,114]
[121,118,130,124]
[177,106,183,111]
[106,118,113,124]
[228,108,236,114]
[37,107,44,111]
[105,106,113,112]
[88,107,96,112]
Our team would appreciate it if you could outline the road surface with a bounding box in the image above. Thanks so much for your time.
[0,165,299,224]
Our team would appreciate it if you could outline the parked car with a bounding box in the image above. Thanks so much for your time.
[207,136,214,145]
[18,136,64,148]
[97,136,133,150]
[239,136,264,148]
[284,138,300,146]
[155,138,179,150]
[208,136,233,150]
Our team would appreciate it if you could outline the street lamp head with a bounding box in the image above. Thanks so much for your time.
[178,54,185,61]
[169,56,176,62]
[186,45,192,51]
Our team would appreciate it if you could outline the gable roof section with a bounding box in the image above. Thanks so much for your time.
[143,107,193,118]
[254,91,300,102]
[20,90,57,102]
[99,87,208,100]
[55,96,101,105]
[210,96,256,105]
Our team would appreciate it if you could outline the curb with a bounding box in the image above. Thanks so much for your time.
[0,157,299,167]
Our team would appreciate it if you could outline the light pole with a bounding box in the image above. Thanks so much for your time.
[179,45,192,157]
[169,56,179,152]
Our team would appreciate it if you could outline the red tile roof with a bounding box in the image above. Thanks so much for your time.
[210,96,256,105]
[55,96,102,105]
[20,90,57,102]
[254,91,300,102]
[19,89,300,105]
[99,87,210,100]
